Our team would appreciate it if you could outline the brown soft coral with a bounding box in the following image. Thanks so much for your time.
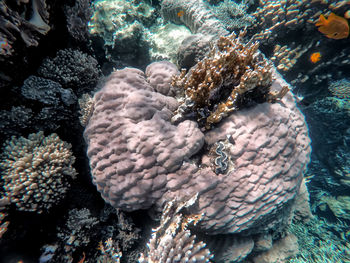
[172,30,288,129]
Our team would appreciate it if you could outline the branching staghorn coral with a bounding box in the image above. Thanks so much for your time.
[172,30,289,129]
[139,194,213,263]
[0,131,77,213]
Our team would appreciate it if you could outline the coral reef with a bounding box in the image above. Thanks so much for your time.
[160,0,230,69]
[0,131,77,213]
[84,57,311,240]
[0,106,34,138]
[2,0,348,261]
[250,0,350,91]
[288,216,350,262]
[139,194,213,263]
[0,74,80,140]
[176,33,215,69]
[56,208,99,261]
[0,201,9,239]
[252,234,299,263]
[65,0,93,42]
[88,0,155,67]
[37,48,101,93]
[212,0,256,32]
[44,205,140,263]
[161,0,228,36]
[318,195,350,220]
[78,93,94,127]
[171,31,288,129]
[148,23,192,63]
[97,237,122,262]
[0,0,50,56]
[145,61,179,96]
[205,235,255,262]
[328,78,350,100]
[303,97,350,189]
[21,76,76,106]
[84,65,204,211]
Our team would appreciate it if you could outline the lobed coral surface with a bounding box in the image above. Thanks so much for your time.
[84,57,311,235]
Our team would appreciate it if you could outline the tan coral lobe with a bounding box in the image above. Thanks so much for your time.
[84,56,311,235]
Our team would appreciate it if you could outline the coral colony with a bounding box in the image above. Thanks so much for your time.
[1,0,350,262]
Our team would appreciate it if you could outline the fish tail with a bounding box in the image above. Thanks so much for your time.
[316,14,327,26]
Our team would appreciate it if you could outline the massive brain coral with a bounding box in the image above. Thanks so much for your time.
[84,62,311,235]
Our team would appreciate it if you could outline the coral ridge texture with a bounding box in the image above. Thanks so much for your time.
[84,62,311,235]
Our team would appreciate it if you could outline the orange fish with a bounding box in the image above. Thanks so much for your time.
[310,52,321,63]
[316,13,349,39]
[78,252,85,263]
[177,10,185,17]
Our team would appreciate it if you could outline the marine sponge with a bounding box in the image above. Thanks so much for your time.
[0,132,77,213]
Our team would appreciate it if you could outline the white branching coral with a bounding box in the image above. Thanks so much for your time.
[0,131,77,213]
[139,194,213,263]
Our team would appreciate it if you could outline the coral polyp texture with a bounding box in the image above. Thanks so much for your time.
[0,132,77,213]
[328,79,350,100]
[171,31,288,129]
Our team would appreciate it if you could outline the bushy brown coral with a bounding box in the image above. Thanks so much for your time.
[171,30,287,129]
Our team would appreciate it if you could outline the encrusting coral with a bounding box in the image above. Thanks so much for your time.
[171,30,289,129]
[0,131,77,213]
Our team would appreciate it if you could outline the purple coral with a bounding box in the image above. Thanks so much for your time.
[84,66,204,210]
[84,62,311,235]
